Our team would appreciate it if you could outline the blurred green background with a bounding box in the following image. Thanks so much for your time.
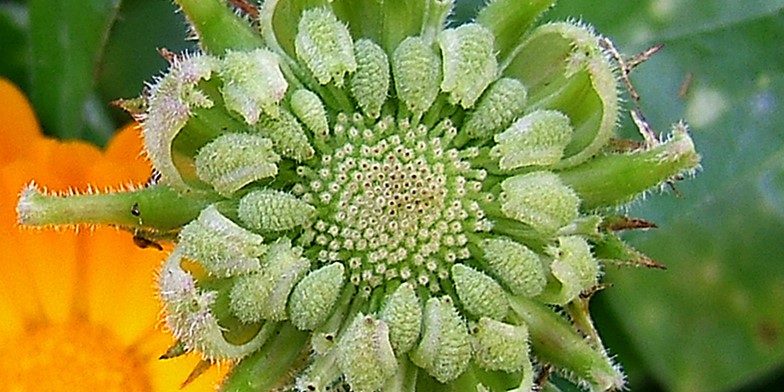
[1,0,782,390]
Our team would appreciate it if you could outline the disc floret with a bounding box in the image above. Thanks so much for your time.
[17,0,701,391]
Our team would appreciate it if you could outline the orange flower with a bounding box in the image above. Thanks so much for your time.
[0,78,224,391]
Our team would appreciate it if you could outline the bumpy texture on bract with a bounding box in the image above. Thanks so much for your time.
[17,0,701,391]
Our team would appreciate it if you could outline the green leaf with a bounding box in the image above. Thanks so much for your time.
[548,1,784,391]
[28,0,120,143]
[0,3,29,90]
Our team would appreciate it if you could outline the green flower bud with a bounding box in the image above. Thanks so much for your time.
[338,314,398,392]
[410,297,472,383]
[452,264,509,320]
[295,7,356,86]
[538,236,600,305]
[178,205,265,278]
[350,39,391,119]
[439,23,497,108]
[471,317,531,373]
[480,237,547,297]
[500,171,580,236]
[380,282,422,354]
[229,238,310,323]
[491,109,573,169]
[238,188,316,232]
[218,49,288,123]
[392,36,441,115]
[194,133,280,196]
[289,263,346,330]
[461,77,528,141]
[290,88,330,138]
[254,108,315,161]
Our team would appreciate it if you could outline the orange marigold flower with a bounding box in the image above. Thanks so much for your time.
[0,78,224,391]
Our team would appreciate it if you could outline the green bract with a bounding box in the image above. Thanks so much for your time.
[16,0,702,391]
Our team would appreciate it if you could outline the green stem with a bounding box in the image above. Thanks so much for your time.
[558,123,700,210]
[175,0,264,54]
[508,295,624,391]
[17,184,214,232]
[220,322,310,392]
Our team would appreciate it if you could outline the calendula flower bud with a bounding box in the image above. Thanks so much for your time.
[337,314,398,392]
[290,88,329,138]
[480,237,547,297]
[451,264,509,320]
[18,0,703,390]
[392,36,441,115]
[500,171,581,236]
[254,108,315,161]
[461,77,528,141]
[491,109,574,169]
[178,205,265,278]
[380,282,422,354]
[439,23,497,108]
[410,296,472,383]
[350,39,391,119]
[229,238,310,322]
[539,236,600,305]
[295,7,356,86]
[238,188,316,232]
[471,317,531,373]
[218,48,288,123]
[289,263,346,330]
[194,132,280,196]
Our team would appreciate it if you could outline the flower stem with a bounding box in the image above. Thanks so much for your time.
[508,295,624,391]
[175,0,264,54]
[17,183,214,232]
[559,123,700,209]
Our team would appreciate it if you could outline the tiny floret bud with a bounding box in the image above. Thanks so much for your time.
[195,133,280,196]
[290,89,329,137]
[538,236,599,305]
[338,314,398,392]
[438,23,498,108]
[392,36,441,115]
[501,171,580,236]
[380,283,422,354]
[289,263,346,330]
[238,189,316,232]
[229,238,311,323]
[492,109,573,169]
[462,77,528,140]
[254,109,316,161]
[480,237,546,297]
[350,39,390,119]
[410,297,472,383]
[295,7,356,86]
[451,264,509,320]
[178,205,264,278]
[219,49,288,124]
[471,317,531,373]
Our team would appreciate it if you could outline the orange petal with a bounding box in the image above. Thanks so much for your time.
[84,227,165,346]
[0,78,41,165]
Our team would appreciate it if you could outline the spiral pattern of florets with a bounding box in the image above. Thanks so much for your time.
[295,114,490,292]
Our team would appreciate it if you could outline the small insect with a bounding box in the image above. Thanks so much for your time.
[133,233,163,251]
[131,202,141,217]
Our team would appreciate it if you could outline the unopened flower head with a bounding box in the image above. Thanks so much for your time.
[17,0,701,391]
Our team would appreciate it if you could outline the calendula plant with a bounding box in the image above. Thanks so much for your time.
[17,0,701,390]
